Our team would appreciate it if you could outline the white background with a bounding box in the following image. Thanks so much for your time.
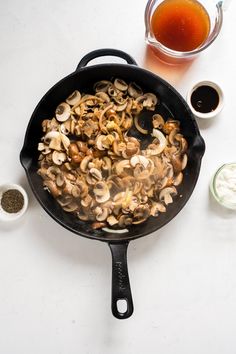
[1,0,236,353]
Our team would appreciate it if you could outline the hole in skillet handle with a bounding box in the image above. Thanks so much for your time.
[109,242,134,319]
[117,299,128,314]
[76,48,138,70]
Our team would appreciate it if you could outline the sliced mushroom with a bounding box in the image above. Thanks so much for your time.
[144,129,167,155]
[130,155,149,169]
[152,114,165,129]
[63,202,79,212]
[86,168,103,185]
[132,204,150,224]
[57,195,73,207]
[136,93,158,110]
[118,214,133,227]
[163,119,180,134]
[159,187,177,205]
[168,128,180,146]
[94,80,112,93]
[80,155,93,173]
[55,102,71,122]
[52,151,67,165]
[61,134,70,150]
[94,206,109,222]
[128,82,143,98]
[114,78,128,92]
[113,101,128,112]
[66,90,81,106]
[173,172,183,186]
[114,159,131,175]
[43,180,61,197]
[77,180,88,199]
[150,202,166,216]
[95,91,110,103]
[81,194,93,208]
[46,166,61,180]
[93,181,110,203]
[56,173,65,187]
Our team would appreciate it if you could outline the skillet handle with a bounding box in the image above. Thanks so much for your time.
[76,48,137,70]
[109,242,134,319]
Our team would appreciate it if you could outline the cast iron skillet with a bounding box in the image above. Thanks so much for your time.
[20,49,205,319]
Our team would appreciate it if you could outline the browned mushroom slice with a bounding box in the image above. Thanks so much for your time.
[94,206,110,222]
[132,205,150,224]
[150,202,166,216]
[95,91,111,103]
[80,156,93,173]
[52,151,67,165]
[107,215,119,226]
[162,119,180,134]
[86,168,103,185]
[118,214,133,227]
[46,166,61,180]
[43,180,61,198]
[152,114,165,129]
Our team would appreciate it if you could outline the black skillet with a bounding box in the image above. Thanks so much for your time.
[20,49,205,319]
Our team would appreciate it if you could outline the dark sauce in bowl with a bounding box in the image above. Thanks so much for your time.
[190,85,219,113]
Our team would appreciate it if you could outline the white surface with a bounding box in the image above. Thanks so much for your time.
[0,1,236,353]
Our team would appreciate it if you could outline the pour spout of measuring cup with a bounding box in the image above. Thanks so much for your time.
[217,0,232,10]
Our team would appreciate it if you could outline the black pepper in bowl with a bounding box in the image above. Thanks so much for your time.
[1,189,24,213]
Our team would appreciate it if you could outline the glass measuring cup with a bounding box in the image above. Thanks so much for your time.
[145,0,223,64]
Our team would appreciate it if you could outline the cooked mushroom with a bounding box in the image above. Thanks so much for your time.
[152,114,165,129]
[93,181,110,203]
[130,155,149,169]
[66,90,81,106]
[163,119,180,134]
[86,169,102,185]
[95,91,110,103]
[107,215,119,226]
[55,102,71,122]
[94,80,112,93]
[46,166,61,180]
[159,187,177,205]
[43,180,61,198]
[80,156,93,173]
[132,205,150,224]
[136,93,158,110]
[52,151,67,165]
[94,206,109,221]
[128,82,143,98]
[114,78,128,92]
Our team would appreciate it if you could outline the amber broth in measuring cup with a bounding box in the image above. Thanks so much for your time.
[151,0,210,52]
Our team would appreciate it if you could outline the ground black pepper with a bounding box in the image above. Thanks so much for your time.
[1,189,24,213]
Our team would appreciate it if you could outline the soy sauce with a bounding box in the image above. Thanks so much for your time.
[190,85,219,113]
[151,0,210,52]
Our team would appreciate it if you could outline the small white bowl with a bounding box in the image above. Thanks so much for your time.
[0,183,28,222]
[210,163,236,210]
[186,80,224,119]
